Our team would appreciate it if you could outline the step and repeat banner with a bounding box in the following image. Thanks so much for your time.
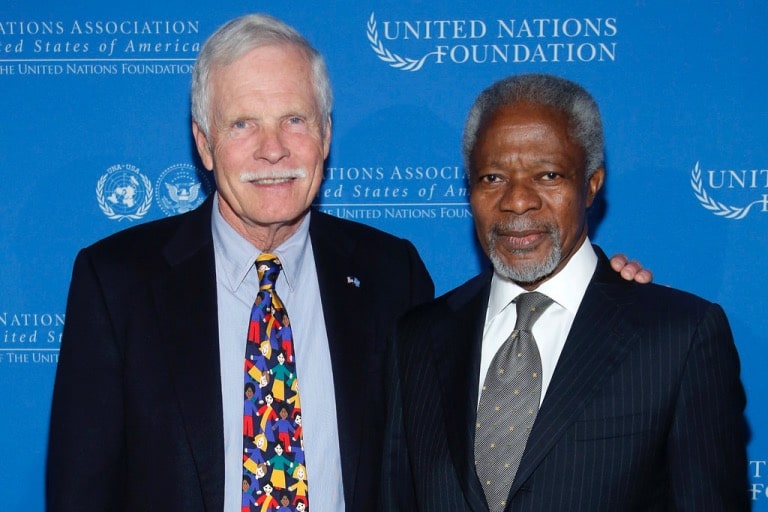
[1,1,766,509]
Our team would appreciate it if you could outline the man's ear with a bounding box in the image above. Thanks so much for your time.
[586,167,605,207]
[322,115,332,159]
[192,121,214,171]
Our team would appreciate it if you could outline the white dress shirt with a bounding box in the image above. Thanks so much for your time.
[479,238,598,405]
[212,194,345,511]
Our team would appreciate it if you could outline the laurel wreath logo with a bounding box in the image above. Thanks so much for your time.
[690,161,755,220]
[96,168,153,221]
[367,12,431,72]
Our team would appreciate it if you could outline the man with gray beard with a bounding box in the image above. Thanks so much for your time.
[381,73,748,511]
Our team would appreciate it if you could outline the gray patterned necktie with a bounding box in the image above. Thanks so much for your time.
[474,291,554,512]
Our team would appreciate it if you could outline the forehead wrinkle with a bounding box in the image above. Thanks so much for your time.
[490,149,563,169]
[477,135,571,173]
[210,44,320,125]
[477,119,584,173]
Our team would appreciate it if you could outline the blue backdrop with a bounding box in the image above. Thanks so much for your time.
[1,1,766,509]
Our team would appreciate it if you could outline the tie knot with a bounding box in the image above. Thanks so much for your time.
[256,254,282,289]
[514,291,554,332]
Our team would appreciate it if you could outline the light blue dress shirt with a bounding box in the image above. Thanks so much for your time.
[212,194,345,511]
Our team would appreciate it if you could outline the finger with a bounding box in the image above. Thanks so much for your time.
[609,253,629,271]
[620,260,654,283]
[634,269,653,284]
[620,259,642,275]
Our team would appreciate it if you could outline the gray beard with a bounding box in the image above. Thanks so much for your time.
[487,222,562,284]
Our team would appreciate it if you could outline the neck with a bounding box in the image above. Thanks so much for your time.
[219,204,308,252]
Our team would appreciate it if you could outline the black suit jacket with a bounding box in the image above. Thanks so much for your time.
[382,248,748,511]
[46,196,434,511]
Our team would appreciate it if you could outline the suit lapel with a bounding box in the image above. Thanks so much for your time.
[309,212,373,506]
[153,198,225,510]
[509,253,640,497]
[432,271,493,512]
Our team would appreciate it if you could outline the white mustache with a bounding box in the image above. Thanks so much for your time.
[239,168,307,183]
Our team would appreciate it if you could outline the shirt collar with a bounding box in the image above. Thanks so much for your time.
[211,192,311,293]
[487,237,598,319]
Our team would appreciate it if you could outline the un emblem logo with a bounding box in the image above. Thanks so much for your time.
[155,163,214,217]
[96,164,153,221]
[690,161,768,220]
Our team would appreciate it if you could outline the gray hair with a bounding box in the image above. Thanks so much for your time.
[191,13,333,136]
[462,73,604,179]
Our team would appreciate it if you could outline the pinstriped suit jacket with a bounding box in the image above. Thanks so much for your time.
[382,248,749,511]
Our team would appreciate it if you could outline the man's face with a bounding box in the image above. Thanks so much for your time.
[469,101,604,289]
[193,43,330,242]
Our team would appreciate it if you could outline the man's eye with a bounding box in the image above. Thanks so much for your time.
[233,120,248,129]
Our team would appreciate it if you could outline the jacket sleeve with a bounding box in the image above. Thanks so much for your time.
[666,302,749,510]
[46,249,126,511]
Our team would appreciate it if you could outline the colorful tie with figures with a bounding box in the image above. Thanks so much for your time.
[242,254,309,512]
[474,291,554,512]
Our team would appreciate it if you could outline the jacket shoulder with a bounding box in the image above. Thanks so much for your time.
[76,200,211,273]
[311,209,413,247]
[591,246,718,318]
[401,270,491,324]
